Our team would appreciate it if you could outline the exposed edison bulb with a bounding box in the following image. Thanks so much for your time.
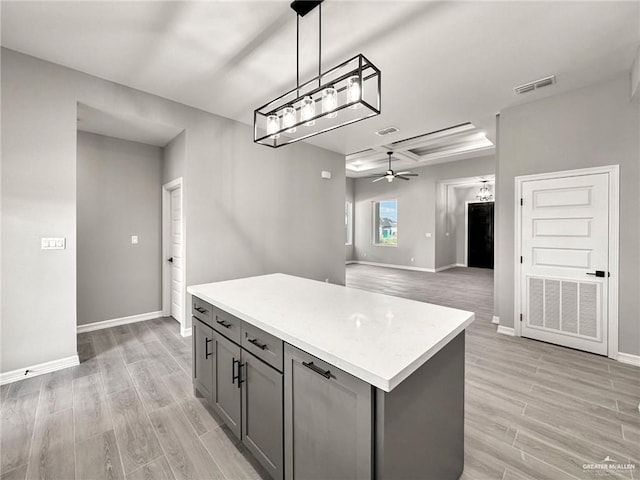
[282,106,296,133]
[347,75,362,109]
[301,96,316,126]
[322,86,338,119]
[266,114,280,139]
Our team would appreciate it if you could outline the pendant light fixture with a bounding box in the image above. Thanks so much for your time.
[476,181,493,201]
[253,0,381,148]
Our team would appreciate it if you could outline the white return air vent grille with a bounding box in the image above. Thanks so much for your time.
[375,126,399,137]
[528,276,599,340]
[514,75,556,95]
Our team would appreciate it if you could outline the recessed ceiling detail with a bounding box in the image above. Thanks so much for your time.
[346,123,494,176]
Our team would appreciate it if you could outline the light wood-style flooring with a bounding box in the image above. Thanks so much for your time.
[1,266,638,479]
[347,264,640,480]
[0,318,268,480]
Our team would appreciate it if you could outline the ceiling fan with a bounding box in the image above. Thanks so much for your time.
[369,152,419,182]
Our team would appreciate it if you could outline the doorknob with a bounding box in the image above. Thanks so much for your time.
[168,257,173,263]
[586,270,608,277]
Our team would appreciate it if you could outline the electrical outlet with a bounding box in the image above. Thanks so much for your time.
[425,233,432,238]
[131,236,138,245]
[411,257,414,262]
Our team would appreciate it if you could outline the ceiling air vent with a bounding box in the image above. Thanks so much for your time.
[514,75,556,95]
[375,126,399,137]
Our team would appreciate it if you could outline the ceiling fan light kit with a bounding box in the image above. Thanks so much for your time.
[370,152,419,183]
[253,0,381,148]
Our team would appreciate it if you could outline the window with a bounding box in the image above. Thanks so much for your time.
[345,202,353,245]
[373,199,397,245]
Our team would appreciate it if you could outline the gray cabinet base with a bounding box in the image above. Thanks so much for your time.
[375,331,465,480]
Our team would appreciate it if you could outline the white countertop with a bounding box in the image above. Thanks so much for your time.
[187,273,474,392]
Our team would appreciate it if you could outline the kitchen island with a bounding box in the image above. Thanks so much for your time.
[188,273,474,480]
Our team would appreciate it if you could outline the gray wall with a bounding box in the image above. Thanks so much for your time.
[496,74,639,356]
[163,130,186,184]
[353,155,495,271]
[77,132,162,325]
[1,48,345,373]
[346,177,355,262]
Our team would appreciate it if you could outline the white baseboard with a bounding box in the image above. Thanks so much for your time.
[496,325,515,336]
[617,352,640,367]
[181,327,192,338]
[492,316,500,325]
[77,310,163,333]
[435,263,466,272]
[345,260,357,265]
[435,264,455,272]
[0,354,80,385]
[350,260,436,273]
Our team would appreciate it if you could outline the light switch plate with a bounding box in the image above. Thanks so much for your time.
[131,235,138,244]
[41,237,66,250]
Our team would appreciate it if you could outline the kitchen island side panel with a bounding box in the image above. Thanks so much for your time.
[375,332,465,480]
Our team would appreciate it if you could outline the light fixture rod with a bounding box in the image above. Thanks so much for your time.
[296,14,300,96]
[318,2,322,87]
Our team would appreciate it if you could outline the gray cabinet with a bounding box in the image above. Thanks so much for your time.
[211,330,242,439]
[284,344,372,480]
[192,297,284,480]
[242,350,283,480]
[193,317,214,401]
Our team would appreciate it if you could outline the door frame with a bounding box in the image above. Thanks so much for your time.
[162,177,189,336]
[514,165,619,359]
[464,200,494,268]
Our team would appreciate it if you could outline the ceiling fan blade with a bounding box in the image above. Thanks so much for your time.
[368,173,385,177]
[395,175,411,181]
[372,177,386,183]
[396,171,418,175]
[402,173,419,176]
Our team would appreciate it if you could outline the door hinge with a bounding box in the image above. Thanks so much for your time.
[520,256,523,263]
[520,314,523,322]
[520,198,523,206]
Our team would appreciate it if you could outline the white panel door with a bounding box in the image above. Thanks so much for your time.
[521,173,609,355]
[170,187,184,324]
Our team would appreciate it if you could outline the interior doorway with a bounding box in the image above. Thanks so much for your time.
[466,201,494,269]
[162,178,187,335]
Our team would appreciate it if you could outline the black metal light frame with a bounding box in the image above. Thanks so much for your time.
[253,1,382,148]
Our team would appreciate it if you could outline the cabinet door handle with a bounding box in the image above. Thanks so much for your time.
[205,338,212,359]
[302,361,331,379]
[232,358,239,384]
[248,338,268,350]
[195,306,208,314]
[216,319,232,329]
[237,362,245,388]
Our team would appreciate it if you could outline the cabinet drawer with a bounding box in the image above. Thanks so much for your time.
[212,306,242,344]
[192,297,213,324]
[241,323,284,372]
